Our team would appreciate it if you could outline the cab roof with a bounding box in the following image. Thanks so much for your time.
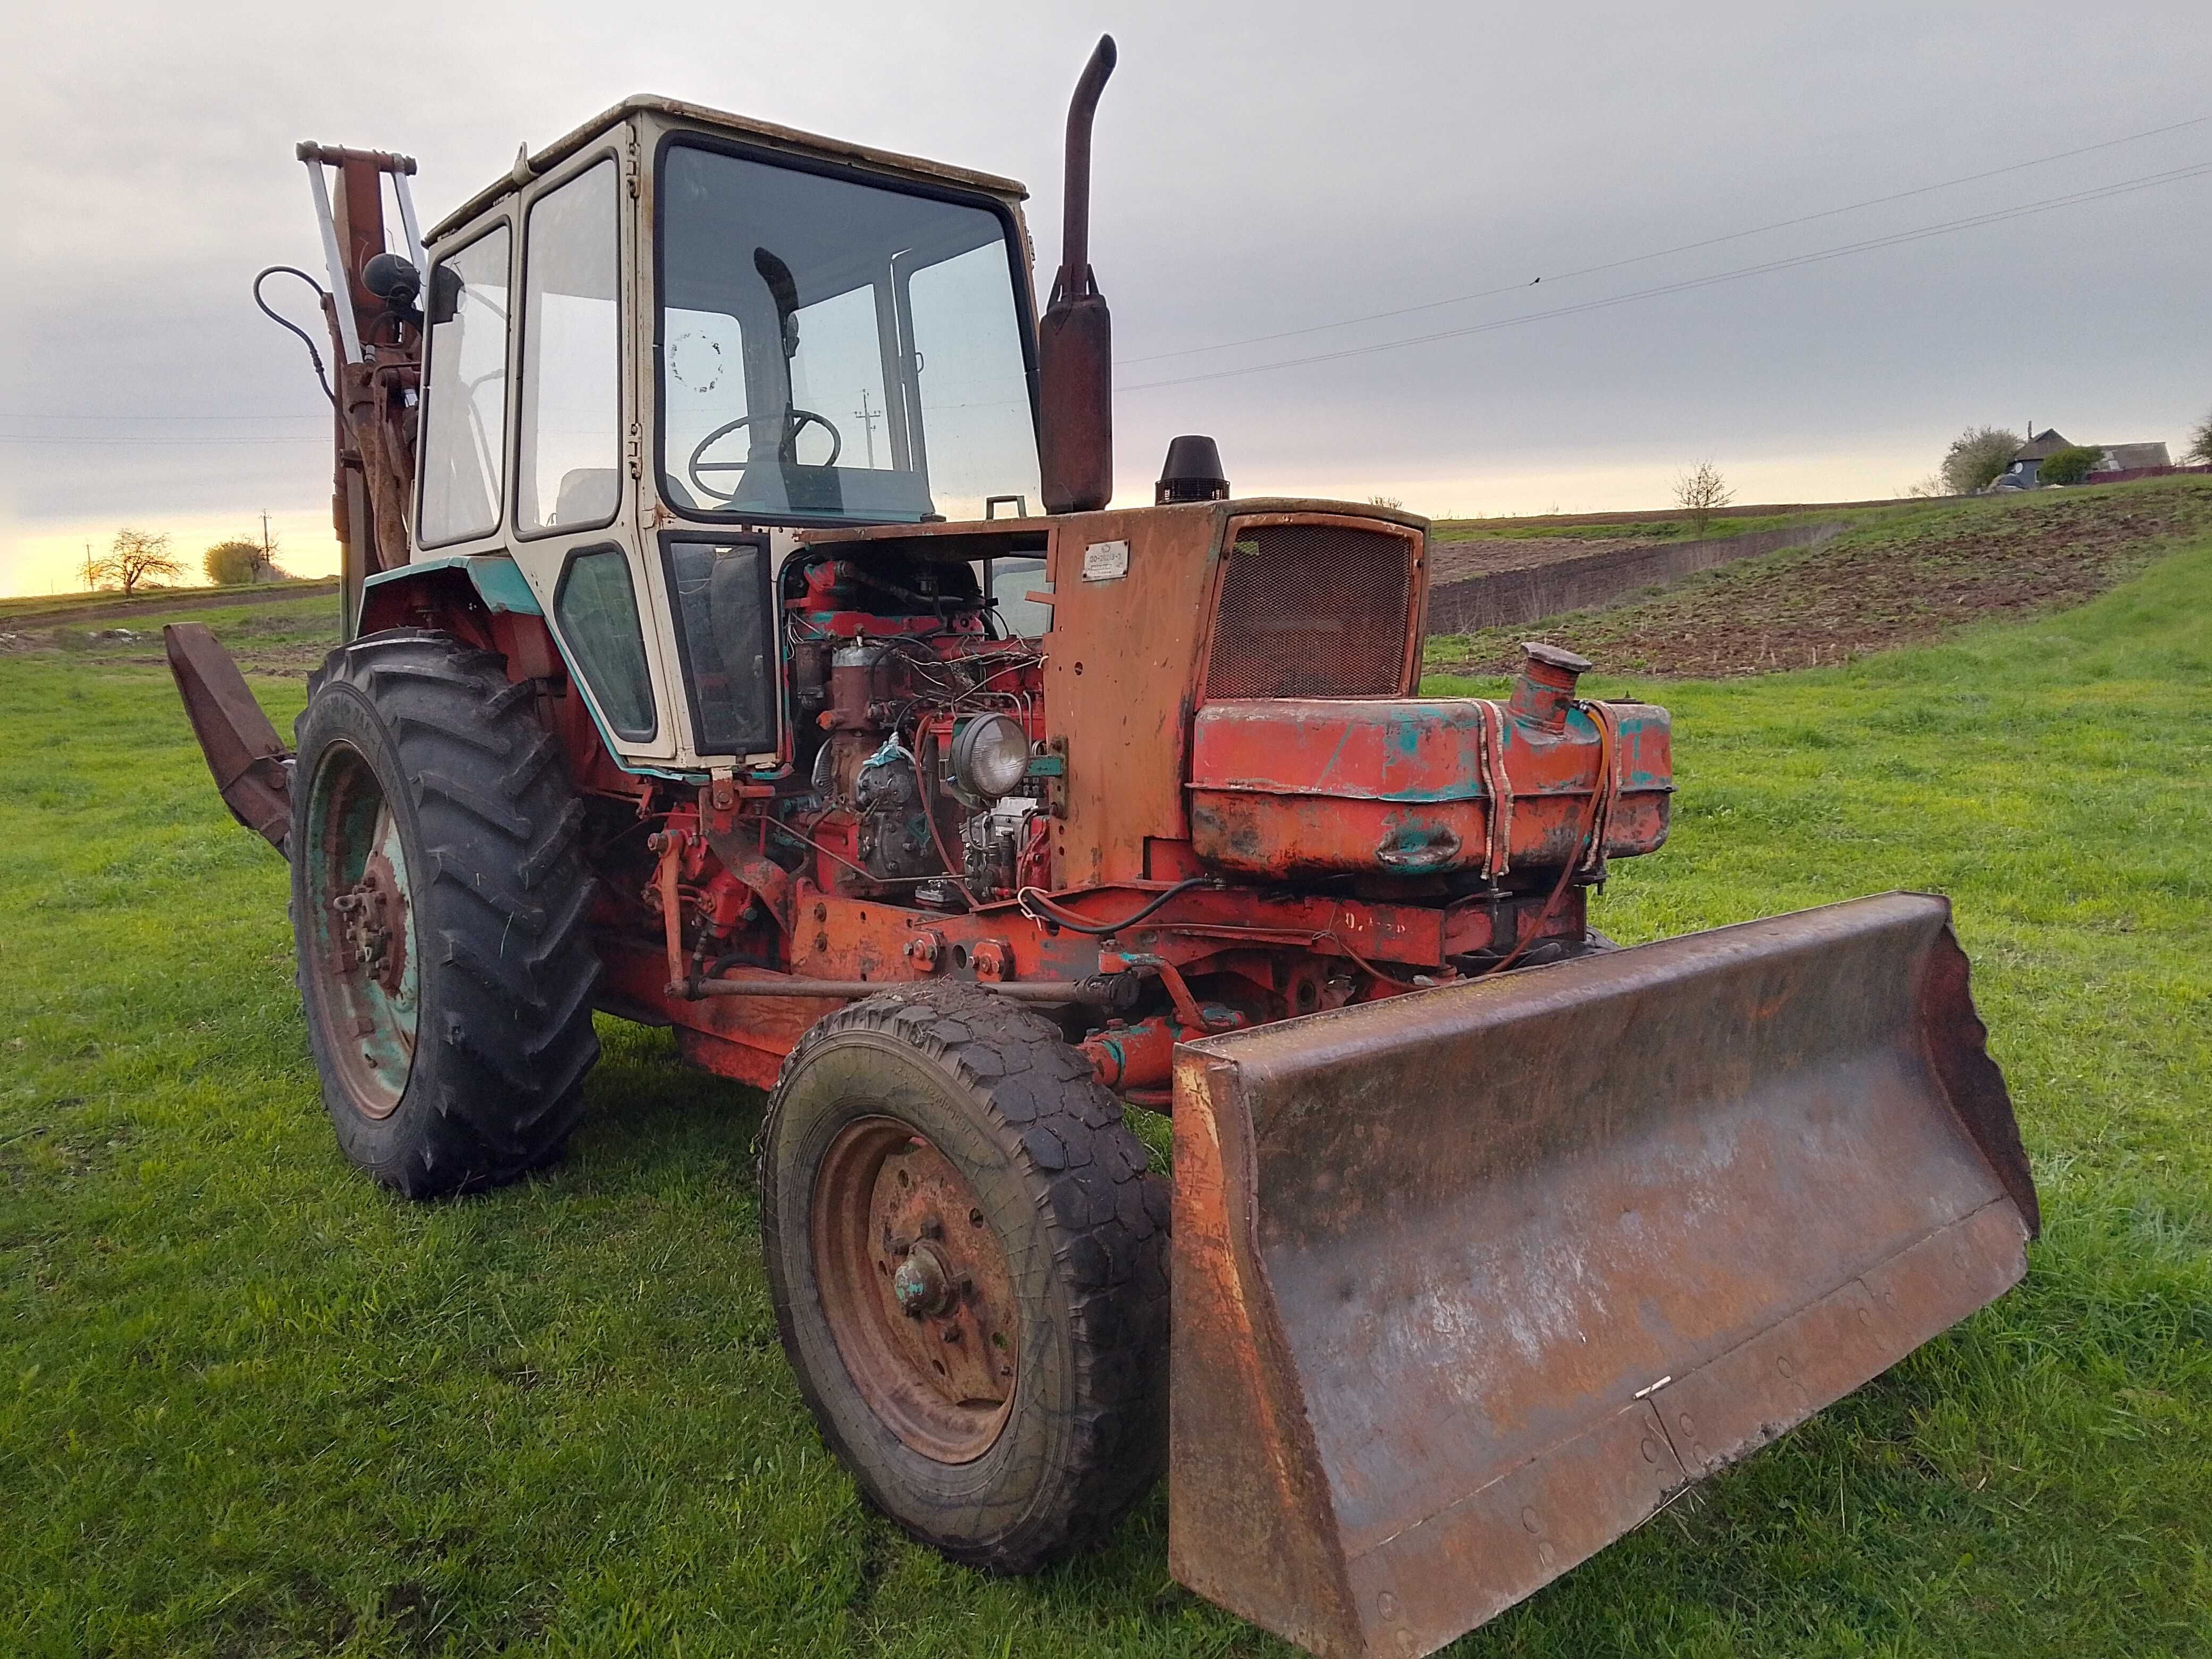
[426,93,1029,244]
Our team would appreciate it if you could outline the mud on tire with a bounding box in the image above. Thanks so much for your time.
[758,984,1170,1572]
[291,629,600,1198]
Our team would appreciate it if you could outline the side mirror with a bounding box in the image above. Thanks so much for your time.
[425,263,462,325]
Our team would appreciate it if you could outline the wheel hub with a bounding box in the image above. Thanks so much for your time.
[892,1239,958,1317]
[301,744,420,1119]
[331,851,408,994]
[812,1118,1020,1463]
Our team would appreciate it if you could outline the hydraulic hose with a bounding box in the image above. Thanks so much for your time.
[1016,876,1214,937]
[253,266,337,406]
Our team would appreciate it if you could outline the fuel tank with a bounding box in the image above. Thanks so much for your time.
[1187,646,1671,884]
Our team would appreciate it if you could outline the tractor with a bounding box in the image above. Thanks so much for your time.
[168,39,2039,1658]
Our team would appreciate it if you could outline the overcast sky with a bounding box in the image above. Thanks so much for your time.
[4,0,2208,595]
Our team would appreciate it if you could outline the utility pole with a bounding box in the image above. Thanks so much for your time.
[853,389,882,470]
[82,541,95,592]
[260,510,273,580]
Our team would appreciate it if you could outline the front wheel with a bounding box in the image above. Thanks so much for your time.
[758,985,1169,1572]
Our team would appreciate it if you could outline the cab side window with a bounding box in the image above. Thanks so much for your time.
[554,546,656,740]
[518,160,621,534]
[416,223,512,547]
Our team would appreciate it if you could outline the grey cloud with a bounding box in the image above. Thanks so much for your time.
[5,0,2208,570]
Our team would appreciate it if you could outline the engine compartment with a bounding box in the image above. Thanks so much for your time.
[782,547,1051,905]
[557,504,1675,1096]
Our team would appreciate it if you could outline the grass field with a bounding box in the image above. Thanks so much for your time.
[1428,479,2212,678]
[0,579,341,631]
[1428,499,1921,544]
[3,530,2208,1655]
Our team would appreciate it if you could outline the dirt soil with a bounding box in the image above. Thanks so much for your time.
[1427,482,2212,678]
[0,592,341,678]
[0,578,338,631]
[1427,537,1656,583]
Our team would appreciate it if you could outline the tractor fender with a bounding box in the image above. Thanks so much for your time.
[357,554,542,636]
[356,554,694,787]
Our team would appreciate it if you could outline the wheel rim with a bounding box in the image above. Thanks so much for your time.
[301,740,420,1118]
[812,1116,1020,1463]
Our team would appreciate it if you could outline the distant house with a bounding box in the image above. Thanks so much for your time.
[1994,429,2073,488]
[2093,442,2171,473]
[1994,432,2174,489]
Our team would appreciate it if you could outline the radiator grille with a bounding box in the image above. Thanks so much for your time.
[1203,524,1415,699]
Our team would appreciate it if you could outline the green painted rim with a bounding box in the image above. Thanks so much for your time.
[303,741,421,1118]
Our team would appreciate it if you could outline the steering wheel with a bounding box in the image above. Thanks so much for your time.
[687,409,843,503]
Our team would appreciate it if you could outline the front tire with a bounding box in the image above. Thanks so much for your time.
[758,985,1169,1572]
[290,630,600,1197]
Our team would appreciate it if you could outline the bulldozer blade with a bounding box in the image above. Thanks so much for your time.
[1168,892,2036,1659]
[164,623,294,856]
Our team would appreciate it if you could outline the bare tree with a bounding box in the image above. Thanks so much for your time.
[1367,494,1404,510]
[1939,426,2021,496]
[2186,409,2212,467]
[90,528,183,597]
[1673,462,1733,535]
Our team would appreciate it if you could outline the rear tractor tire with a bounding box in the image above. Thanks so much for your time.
[758,985,1170,1572]
[290,629,601,1198]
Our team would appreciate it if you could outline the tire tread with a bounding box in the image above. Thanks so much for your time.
[758,983,1169,1573]
[294,630,599,1197]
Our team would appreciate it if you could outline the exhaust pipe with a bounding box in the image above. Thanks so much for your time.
[1038,34,1117,515]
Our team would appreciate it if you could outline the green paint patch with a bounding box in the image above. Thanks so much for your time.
[2,532,2209,1654]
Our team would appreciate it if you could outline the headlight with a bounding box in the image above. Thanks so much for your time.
[950,714,1030,799]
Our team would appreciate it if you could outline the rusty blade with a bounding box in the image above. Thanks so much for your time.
[164,622,294,854]
[1168,892,2035,1659]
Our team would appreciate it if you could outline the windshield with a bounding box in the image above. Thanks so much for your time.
[658,141,1042,525]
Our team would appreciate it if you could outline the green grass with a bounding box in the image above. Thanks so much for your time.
[1429,502,1921,543]
[3,543,2209,1655]
[6,592,343,675]
[1427,479,2212,678]
[0,578,339,620]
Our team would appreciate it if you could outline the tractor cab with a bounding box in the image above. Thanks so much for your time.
[374,98,1047,771]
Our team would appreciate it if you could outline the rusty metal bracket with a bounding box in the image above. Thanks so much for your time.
[164,623,293,854]
[1476,698,1513,880]
[700,818,796,935]
[1116,952,1237,1032]
[652,831,686,995]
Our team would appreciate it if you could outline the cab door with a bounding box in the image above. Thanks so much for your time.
[505,141,682,765]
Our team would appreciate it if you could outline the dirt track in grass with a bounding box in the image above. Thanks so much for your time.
[1426,480,2212,677]
[0,577,339,631]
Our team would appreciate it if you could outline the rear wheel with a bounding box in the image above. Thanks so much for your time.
[291,630,600,1197]
[758,985,1169,1572]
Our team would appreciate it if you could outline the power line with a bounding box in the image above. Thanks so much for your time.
[9,116,2207,441]
[1121,157,2212,393]
[0,433,326,446]
[0,412,326,421]
[1120,111,2212,366]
